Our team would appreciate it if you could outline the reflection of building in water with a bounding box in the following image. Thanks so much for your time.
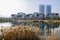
[50,28,60,40]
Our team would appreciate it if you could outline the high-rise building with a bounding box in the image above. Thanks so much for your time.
[39,5,45,14]
[46,5,51,14]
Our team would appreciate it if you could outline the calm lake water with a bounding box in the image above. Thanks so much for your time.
[0,22,60,30]
[0,22,12,29]
[0,22,60,39]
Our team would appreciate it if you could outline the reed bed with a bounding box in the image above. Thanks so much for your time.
[3,26,40,40]
[47,36,58,40]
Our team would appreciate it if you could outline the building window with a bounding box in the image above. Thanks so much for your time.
[17,15,22,17]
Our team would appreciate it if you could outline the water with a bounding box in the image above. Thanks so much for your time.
[0,22,60,30]
[0,22,12,29]
[0,22,60,39]
[0,22,59,30]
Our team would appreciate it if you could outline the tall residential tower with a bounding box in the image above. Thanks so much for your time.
[46,5,51,14]
[39,5,45,14]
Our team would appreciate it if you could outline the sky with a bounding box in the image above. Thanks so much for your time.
[0,0,60,17]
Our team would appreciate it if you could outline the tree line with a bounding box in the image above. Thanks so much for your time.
[0,17,12,22]
[0,17,60,23]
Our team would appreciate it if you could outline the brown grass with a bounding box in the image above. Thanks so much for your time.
[4,26,40,40]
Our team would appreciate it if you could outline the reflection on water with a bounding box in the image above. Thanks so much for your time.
[0,22,12,29]
[0,22,60,39]
[17,22,59,30]
[0,22,60,30]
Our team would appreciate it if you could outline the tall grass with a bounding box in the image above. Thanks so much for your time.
[3,26,40,40]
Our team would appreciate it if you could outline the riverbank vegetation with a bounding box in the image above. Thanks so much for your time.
[0,17,12,22]
[0,26,40,40]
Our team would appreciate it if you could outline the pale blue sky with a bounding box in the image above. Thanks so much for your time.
[0,0,60,17]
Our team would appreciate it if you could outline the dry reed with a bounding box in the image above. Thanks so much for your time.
[3,26,40,40]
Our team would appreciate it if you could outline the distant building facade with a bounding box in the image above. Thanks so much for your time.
[53,13,59,20]
[46,13,59,20]
[16,12,26,20]
[39,5,45,14]
[46,5,51,14]
[33,12,39,20]
[38,14,45,20]
[26,14,34,20]
[11,14,17,19]
[46,5,52,20]
[11,5,59,20]
[11,4,60,26]
[46,13,54,20]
